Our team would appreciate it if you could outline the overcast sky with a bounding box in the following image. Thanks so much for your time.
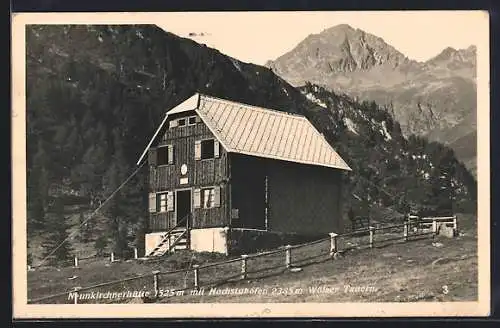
[155,11,487,65]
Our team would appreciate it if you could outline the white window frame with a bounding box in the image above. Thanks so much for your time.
[156,191,174,212]
[187,115,198,126]
[202,188,215,209]
[159,193,167,212]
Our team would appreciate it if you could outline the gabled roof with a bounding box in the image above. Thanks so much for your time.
[137,93,351,171]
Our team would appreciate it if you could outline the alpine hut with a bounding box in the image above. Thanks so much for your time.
[136,93,352,256]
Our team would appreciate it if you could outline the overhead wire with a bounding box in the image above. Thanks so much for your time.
[37,160,147,267]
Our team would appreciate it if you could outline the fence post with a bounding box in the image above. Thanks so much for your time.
[403,222,408,242]
[74,256,79,268]
[285,245,292,269]
[240,255,248,280]
[152,270,160,296]
[432,218,437,236]
[167,234,171,254]
[73,286,81,305]
[453,216,458,235]
[369,226,375,248]
[193,265,200,290]
[224,227,230,256]
[329,233,338,257]
[110,252,115,263]
[134,247,138,260]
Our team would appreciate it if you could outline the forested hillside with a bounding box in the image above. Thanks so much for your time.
[25,25,476,265]
[299,83,477,218]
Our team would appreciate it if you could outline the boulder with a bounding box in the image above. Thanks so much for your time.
[438,225,456,238]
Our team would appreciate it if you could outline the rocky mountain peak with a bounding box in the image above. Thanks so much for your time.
[326,23,355,32]
[426,44,476,66]
[266,25,477,175]
[267,24,411,84]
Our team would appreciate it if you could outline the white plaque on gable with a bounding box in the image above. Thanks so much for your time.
[180,177,188,185]
[181,164,188,175]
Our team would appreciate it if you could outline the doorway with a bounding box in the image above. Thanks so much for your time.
[176,189,192,227]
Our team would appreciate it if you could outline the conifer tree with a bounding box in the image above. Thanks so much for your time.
[41,198,72,266]
[94,235,107,257]
[102,128,132,258]
[430,149,456,216]
[79,212,94,243]
[27,140,51,233]
[71,121,109,208]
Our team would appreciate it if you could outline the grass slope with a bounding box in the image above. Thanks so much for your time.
[28,214,477,304]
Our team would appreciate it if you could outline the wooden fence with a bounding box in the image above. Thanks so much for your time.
[406,215,457,234]
[28,247,141,271]
[28,218,457,304]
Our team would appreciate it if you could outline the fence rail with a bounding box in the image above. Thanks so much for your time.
[407,215,457,233]
[28,246,143,272]
[28,216,458,304]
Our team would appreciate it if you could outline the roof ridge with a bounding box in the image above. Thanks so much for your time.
[199,93,307,120]
[137,92,351,171]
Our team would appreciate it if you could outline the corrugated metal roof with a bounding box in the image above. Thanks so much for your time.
[137,93,351,171]
[197,94,351,171]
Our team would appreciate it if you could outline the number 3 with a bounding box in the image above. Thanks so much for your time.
[442,285,449,294]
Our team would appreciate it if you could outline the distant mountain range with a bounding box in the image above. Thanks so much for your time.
[266,24,477,175]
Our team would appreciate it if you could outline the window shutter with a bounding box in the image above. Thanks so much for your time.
[149,193,157,213]
[169,120,178,128]
[193,189,201,208]
[214,140,220,158]
[167,191,174,212]
[148,148,157,166]
[167,145,174,164]
[214,186,221,208]
[194,140,201,160]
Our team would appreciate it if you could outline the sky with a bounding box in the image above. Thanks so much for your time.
[154,11,487,65]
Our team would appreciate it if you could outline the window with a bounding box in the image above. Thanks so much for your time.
[195,139,220,160]
[157,145,174,165]
[201,139,214,159]
[159,193,167,212]
[170,116,198,129]
[202,188,215,209]
[193,186,221,209]
[156,192,174,212]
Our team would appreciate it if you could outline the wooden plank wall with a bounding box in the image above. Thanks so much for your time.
[267,160,344,235]
[229,154,266,229]
[148,112,230,232]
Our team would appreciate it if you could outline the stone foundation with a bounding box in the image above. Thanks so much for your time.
[144,232,166,256]
[190,227,229,254]
[146,227,328,256]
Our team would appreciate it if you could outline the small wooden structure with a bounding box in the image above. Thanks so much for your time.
[137,93,352,256]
